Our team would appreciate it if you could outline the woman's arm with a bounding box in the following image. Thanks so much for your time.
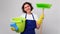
[36,9,44,29]
[36,21,40,29]
[36,13,44,29]
[36,9,44,34]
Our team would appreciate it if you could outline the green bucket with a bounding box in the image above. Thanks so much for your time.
[12,16,26,33]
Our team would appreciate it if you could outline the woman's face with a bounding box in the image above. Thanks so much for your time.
[24,4,31,13]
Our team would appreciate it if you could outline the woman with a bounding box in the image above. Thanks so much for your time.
[21,2,40,34]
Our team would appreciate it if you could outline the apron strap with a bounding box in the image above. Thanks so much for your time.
[25,13,27,18]
[25,13,35,20]
[32,13,35,20]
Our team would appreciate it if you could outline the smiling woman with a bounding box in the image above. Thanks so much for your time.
[20,2,40,34]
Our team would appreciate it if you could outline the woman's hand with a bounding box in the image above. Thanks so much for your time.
[37,14,44,25]
[36,21,40,29]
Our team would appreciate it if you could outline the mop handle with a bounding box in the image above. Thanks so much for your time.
[42,8,44,15]
[40,8,44,34]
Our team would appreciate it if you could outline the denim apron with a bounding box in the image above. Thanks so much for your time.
[21,13,36,34]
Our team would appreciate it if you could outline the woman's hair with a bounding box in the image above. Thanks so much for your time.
[22,2,33,13]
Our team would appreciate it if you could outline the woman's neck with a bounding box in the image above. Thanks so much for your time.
[27,12,32,15]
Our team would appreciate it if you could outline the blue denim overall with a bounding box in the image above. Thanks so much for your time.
[21,13,36,34]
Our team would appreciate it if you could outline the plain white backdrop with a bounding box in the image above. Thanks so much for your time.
[0,0,60,34]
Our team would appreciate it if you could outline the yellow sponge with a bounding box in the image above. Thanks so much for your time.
[11,27,15,31]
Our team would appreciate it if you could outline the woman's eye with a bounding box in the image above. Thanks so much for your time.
[27,6,29,7]
[24,6,29,8]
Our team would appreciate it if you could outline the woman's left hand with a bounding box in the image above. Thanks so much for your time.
[36,21,40,29]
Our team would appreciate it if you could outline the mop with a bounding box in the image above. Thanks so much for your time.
[36,3,52,34]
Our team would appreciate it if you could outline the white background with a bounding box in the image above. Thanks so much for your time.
[0,0,60,34]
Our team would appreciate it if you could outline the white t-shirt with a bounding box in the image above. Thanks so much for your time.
[20,13,38,21]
